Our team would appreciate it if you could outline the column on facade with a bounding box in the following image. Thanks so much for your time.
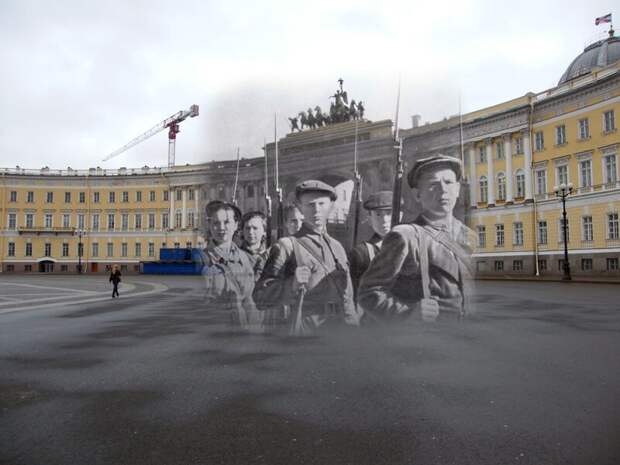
[522,130,533,200]
[468,144,477,207]
[181,188,187,229]
[503,134,514,203]
[169,188,175,230]
[485,139,495,206]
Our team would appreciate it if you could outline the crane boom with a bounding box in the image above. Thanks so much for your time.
[103,104,199,167]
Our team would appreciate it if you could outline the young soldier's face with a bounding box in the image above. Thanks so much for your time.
[286,208,304,235]
[209,209,238,244]
[298,192,334,230]
[369,208,392,237]
[243,217,265,247]
[415,168,460,219]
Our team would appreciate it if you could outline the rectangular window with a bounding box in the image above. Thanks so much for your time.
[538,259,547,271]
[108,214,115,230]
[512,260,523,272]
[27,191,34,203]
[92,214,99,231]
[578,118,589,139]
[607,257,619,271]
[581,258,593,271]
[8,213,16,230]
[494,260,504,272]
[46,192,54,203]
[513,222,524,246]
[187,212,195,228]
[136,191,142,202]
[188,189,195,201]
[608,213,619,240]
[535,131,544,151]
[497,175,506,201]
[536,170,547,195]
[175,211,182,228]
[516,173,525,198]
[8,242,15,257]
[603,110,616,132]
[496,142,504,160]
[24,264,32,272]
[122,191,129,203]
[9,191,17,202]
[107,243,114,257]
[121,214,129,231]
[582,216,593,241]
[556,165,568,186]
[135,214,142,230]
[163,191,169,201]
[92,242,99,257]
[176,190,182,201]
[25,243,32,257]
[479,178,488,203]
[514,136,523,155]
[44,243,52,256]
[162,213,169,229]
[135,242,142,257]
[580,160,592,188]
[246,185,255,198]
[62,243,69,257]
[149,191,156,202]
[45,214,53,228]
[495,224,504,247]
[604,154,617,185]
[60,265,68,272]
[555,125,566,145]
[63,214,70,228]
[64,192,71,203]
[109,192,115,203]
[79,192,85,203]
[148,213,155,230]
[25,213,34,228]
[93,192,100,203]
[478,146,486,163]
[77,214,85,230]
[477,225,486,248]
[148,242,155,257]
[538,220,548,244]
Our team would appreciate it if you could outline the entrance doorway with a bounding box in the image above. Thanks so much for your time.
[38,260,54,273]
[91,262,98,273]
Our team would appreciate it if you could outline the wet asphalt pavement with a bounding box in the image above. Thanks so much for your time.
[1,276,619,465]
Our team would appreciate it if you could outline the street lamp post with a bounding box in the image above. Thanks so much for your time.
[553,183,573,281]
[77,229,84,274]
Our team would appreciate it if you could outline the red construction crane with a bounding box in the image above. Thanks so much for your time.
[103,104,199,167]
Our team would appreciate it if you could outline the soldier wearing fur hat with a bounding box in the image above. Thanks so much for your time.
[358,155,476,323]
[199,201,262,331]
[253,180,361,334]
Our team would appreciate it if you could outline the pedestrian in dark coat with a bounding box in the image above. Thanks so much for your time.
[109,264,121,298]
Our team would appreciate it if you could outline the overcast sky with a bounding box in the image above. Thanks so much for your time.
[0,0,617,170]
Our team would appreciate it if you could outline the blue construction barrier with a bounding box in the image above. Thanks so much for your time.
[141,247,206,275]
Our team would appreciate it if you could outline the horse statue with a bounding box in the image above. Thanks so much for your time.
[349,100,359,120]
[306,108,316,129]
[298,111,308,130]
[357,101,365,120]
[314,106,325,127]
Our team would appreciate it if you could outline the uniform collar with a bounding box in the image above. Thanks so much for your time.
[368,232,384,245]
[419,214,454,232]
[208,241,241,263]
[297,222,329,239]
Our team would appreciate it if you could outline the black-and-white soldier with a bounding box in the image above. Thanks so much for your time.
[253,180,361,334]
[358,155,476,322]
[348,190,394,296]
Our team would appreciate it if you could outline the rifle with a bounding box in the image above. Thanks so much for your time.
[232,147,240,205]
[263,138,273,247]
[289,285,307,337]
[391,78,403,228]
[274,113,284,239]
[351,119,363,247]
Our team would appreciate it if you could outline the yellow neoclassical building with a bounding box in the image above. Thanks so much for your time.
[401,32,620,277]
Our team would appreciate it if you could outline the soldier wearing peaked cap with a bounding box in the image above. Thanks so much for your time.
[348,190,397,298]
[358,154,476,323]
[253,180,361,334]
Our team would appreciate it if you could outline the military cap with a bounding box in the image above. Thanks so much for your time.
[363,190,393,210]
[205,200,242,222]
[295,179,337,201]
[407,154,462,188]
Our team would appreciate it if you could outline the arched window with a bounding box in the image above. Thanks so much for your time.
[515,169,525,198]
[479,176,488,203]
[497,172,506,201]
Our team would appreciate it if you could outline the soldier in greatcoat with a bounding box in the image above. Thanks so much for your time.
[253,180,361,334]
[358,155,476,323]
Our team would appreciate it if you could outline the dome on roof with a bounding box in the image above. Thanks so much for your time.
[558,31,620,85]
